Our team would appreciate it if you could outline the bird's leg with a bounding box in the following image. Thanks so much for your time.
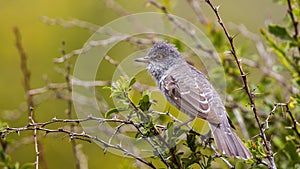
[188,128,212,142]
[200,130,213,147]
[174,117,195,132]
[174,118,213,146]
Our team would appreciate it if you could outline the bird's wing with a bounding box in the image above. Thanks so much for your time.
[162,74,213,120]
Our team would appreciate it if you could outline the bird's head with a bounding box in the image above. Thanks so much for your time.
[135,41,185,78]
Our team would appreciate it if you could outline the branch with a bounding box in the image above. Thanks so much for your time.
[287,0,300,56]
[0,116,156,169]
[103,0,129,16]
[264,102,300,138]
[13,27,34,115]
[266,103,300,138]
[13,27,48,169]
[203,1,276,168]
[28,80,110,96]
[41,17,152,63]
[152,110,234,168]
[147,0,215,58]
[61,41,81,169]
[187,0,210,25]
[285,104,300,138]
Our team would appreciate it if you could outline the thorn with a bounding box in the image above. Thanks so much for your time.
[215,5,220,12]
[232,32,239,39]
[222,51,231,57]
[232,86,244,92]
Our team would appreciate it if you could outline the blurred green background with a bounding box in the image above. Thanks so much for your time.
[0,0,286,168]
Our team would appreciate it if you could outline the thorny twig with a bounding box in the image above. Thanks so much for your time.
[264,103,300,138]
[39,110,171,168]
[13,27,47,169]
[208,144,234,169]
[147,0,215,57]
[61,41,81,169]
[152,110,234,168]
[13,27,34,116]
[286,0,300,56]
[228,24,299,94]
[1,110,235,169]
[123,91,177,168]
[0,117,156,169]
[204,1,276,168]
[103,0,129,16]
[285,104,300,138]
[41,17,152,63]
[28,80,111,96]
[187,0,210,25]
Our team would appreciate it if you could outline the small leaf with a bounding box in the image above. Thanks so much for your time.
[13,162,20,169]
[138,91,152,111]
[105,108,119,118]
[0,150,5,161]
[21,163,35,169]
[5,155,11,165]
[102,86,111,90]
[166,121,173,129]
[172,39,184,52]
[128,77,136,88]
[268,25,292,40]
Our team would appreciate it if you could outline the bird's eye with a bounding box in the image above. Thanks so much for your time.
[157,54,163,60]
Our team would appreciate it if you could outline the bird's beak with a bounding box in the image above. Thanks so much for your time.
[135,57,150,63]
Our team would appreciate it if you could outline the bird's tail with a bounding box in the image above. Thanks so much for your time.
[209,122,252,159]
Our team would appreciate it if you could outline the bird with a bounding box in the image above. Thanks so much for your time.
[135,41,252,159]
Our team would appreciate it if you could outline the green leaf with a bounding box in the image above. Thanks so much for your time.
[268,24,292,40]
[138,91,152,111]
[171,39,184,52]
[0,150,5,161]
[12,162,19,169]
[167,122,174,129]
[105,108,120,118]
[4,156,11,165]
[102,86,111,90]
[128,77,136,88]
[20,163,35,169]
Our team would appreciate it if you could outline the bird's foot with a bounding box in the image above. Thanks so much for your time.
[174,118,195,132]
[200,130,214,148]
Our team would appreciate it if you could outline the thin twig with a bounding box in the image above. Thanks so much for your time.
[225,24,297,93]
[209,143,235,169]
[41,17,152,63]
[152,110,235,168]
[284,104,300,138]
[287,0,300,56]
[187,0,210,25]
[147,0,215,57]
[13,27,34,115]
[123,92,176,168]
[28,80,111,96]
[61,41,80,169]
[13,27,47,169]
[203,1,276,168]
[103,0,129,16]
[264,102,299,138]
[29,107,39,169]
[1,124,156,169]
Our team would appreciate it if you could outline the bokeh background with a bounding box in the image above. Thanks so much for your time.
[0,0,287,168]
